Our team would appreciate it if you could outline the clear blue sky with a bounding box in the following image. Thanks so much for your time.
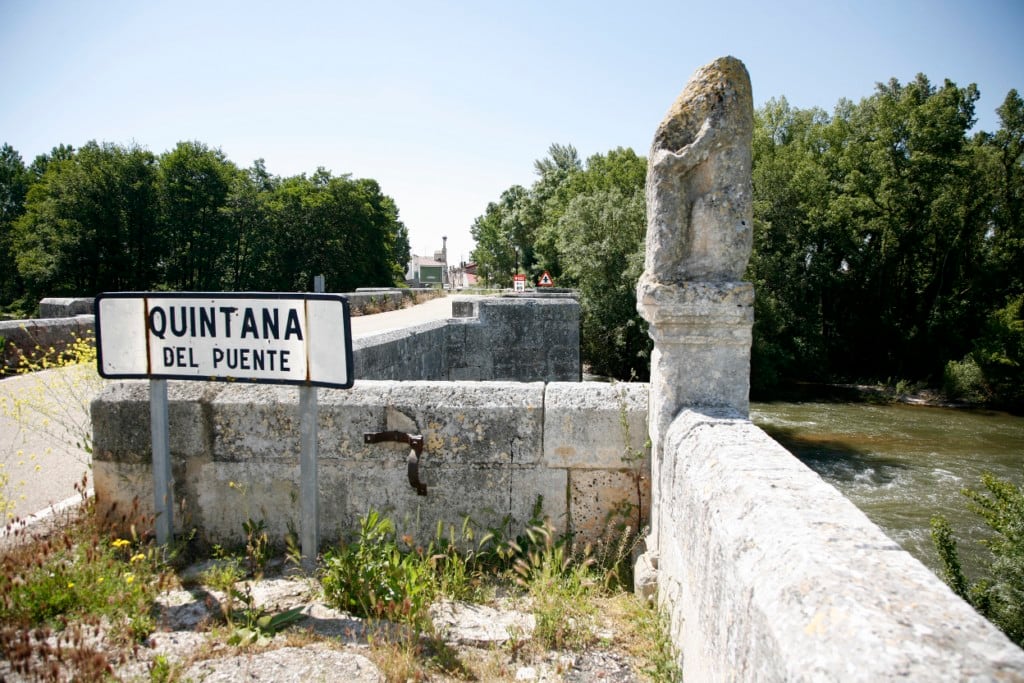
[2,0,1021,270]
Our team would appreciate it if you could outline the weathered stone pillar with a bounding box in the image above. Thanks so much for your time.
[635,56,755,592]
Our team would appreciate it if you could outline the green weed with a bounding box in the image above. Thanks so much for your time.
[0,488,171,678]
[514,519,597,651]
[243,516,270,578]
[932,472,1024,646]
[224,583,305,646]
[321,510,437,631]
[428,517,491,603]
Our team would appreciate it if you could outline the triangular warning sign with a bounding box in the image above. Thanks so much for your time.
[537,271,554,287]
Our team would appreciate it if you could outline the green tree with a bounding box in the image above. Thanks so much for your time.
[13,141,159,300]
[262,170,407,292]
[557,187,649,379]
[470,145,648,379]
[553,148,649,379]
[531,143,583,279]
[0,144,30,309]
[470,185,535,286]
[390,219,411,284]
[221,159,277,290]
[970,294,1024,407]
[157,141,237,290]
[28,144,75,180]
[747,99,843,389]
[979,90,1024,301]
[832,76,987,379]
[748,77,994,391]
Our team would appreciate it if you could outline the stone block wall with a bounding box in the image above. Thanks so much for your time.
[354,295,580,383]
[347,287,443,313]
[0,315,95,373]
[38,297,95,318]
[90,381,648,548]
[654,408,1024,680]
[447,296,580,382]
[352,320,450,380]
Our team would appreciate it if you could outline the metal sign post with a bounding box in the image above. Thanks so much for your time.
[95,290,352,556]
[300,275,325,568]
[150,379,172,545]
[299,383,318,568]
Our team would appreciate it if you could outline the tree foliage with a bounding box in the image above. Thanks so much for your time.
[932,473,1024,646]
[158,141,236,290]
[471,145,650,379]
[13,141,160,300]
[0,145,30,308]
[748,77,1023,405]
[0,141,409,312]
[469,75,1022,398]
[557,187,647,379]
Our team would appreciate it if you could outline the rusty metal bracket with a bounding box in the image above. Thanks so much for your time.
[363,431,427,496]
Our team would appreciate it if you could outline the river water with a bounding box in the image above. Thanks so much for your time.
[750,400,1024,578]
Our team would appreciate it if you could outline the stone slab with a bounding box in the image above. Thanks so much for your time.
[183,645,382,683]
[657,408,1024,681]
[544,383,649,470]
[91,380,220,463]
[569,469,649,545]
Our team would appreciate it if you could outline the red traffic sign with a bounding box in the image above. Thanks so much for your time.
[537,271,554,287]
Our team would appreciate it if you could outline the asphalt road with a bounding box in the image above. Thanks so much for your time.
[0,364,97,522]
[0,296,456,520]
[348,294,453,337]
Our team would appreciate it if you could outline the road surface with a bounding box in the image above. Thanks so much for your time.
[349,295,453,337]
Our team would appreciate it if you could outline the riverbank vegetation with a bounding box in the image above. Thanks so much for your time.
[1,499,678,681]
[470,76,1022,409]
[932,473,1024,648]
[0,142,411,318]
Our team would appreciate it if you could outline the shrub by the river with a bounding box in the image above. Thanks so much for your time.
[931,472,1024,646]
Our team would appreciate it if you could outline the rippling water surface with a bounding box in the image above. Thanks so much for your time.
[750,401,1024,577]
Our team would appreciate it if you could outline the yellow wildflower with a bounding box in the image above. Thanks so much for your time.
[112,538,130,549]
[130,553,146,563]
[124,573,135,584]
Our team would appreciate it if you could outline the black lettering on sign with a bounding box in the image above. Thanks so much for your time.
[169,307,189,337]
[149,306,166,339]
[148,303,302,341]
[284,309,303,340]
[219,307,237,337]
[262,308,279,339]
[241,308,259,339]
[211,347,294,372]
[238,306,303,340]
[199,307,216,337]
[161,346,199,368]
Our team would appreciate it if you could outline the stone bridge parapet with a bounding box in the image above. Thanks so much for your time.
[91,380,648,548]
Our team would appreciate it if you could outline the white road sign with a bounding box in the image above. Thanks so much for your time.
[95,292,353,389]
